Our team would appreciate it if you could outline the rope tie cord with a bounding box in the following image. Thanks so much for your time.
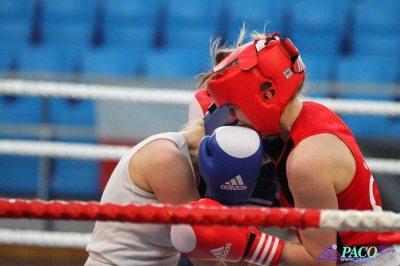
[0,78,400,116]
[1,198,400,232]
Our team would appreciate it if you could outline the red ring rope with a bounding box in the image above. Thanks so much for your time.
[0,198,320,229]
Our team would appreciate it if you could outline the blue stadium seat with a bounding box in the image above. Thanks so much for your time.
[351,33,400,58]
[341,113,392,140]
[0,96,42,124]
[392,115,400,141]
[287,0,349,35]
[102,24,156,49]
[40,0,99,47]
[287,0,350,57]
[301,53,337,82]
[0,21,32,45]
[0,0,37,22]
[164,26,219,50]
[41,0,98,24]
[0,136,40,195]
[0,43,18,72]
[225,0,286,44]
[15,45,81,74]
[102,0,159,27]
[335,55,399,84]
[291,33,343,57]
[0,154,39,195]
[339,94,394,140]
[162,0,223,49]
[352,0,400,37]
[165,0,221,29]
[50,137,100,199]
[49,98,95,127]
[143,48,211,78]
[81,46,144,77]
[41,22,94,47]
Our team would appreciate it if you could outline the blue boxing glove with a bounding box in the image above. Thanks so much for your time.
[198,126,263,206]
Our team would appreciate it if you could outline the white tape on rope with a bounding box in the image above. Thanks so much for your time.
[319,210,400,231]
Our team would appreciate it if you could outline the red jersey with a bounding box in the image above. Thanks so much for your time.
[275,101,400,249]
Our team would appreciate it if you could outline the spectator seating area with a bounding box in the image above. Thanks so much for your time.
[0,0,399,82]
[0,0,399,199]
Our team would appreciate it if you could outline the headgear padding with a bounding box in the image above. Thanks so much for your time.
[188,87,213,122]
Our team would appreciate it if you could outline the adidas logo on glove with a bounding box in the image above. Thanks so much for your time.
[211,243,232,260]
[220,175,247,190]
[198,126,263,205]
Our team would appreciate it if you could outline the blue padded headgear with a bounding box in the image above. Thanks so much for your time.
[204,103,236,135]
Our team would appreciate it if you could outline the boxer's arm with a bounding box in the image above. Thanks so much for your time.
[129,139,201,205]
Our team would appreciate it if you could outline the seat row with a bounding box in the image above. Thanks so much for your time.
[0,136,101,199]
[0,44,212,79]
[0,0,399,59]
[1,43,399,84]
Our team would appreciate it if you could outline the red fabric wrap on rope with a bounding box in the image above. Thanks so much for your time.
[0,198,321,229]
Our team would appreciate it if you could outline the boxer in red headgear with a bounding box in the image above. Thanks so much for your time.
[207,32,305,137]
[171,27,400,265]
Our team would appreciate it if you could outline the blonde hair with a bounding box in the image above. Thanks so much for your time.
[197,23,269,89]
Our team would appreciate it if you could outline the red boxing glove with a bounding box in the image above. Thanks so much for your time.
[171,199,284,265]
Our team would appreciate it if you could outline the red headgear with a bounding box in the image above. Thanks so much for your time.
[207,32,306,136]
[188,87,213,122]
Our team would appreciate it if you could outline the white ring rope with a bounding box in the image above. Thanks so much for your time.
[0,139,399,175]
[0,139,129,160]
[310,97,400,116]
[0,228,90,249]
[0,78,193,105]
[0,78,400,116]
